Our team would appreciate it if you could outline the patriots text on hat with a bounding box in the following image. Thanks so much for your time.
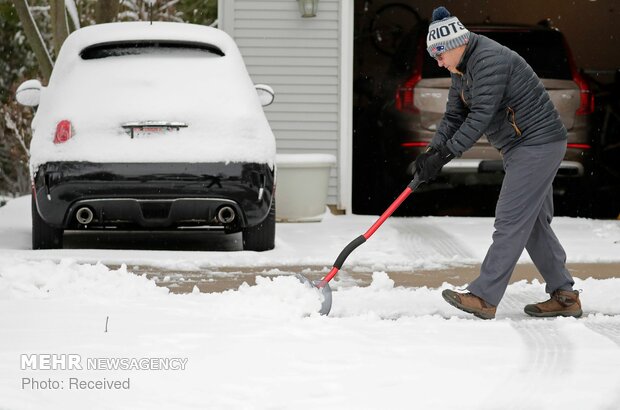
[427,19,467,41]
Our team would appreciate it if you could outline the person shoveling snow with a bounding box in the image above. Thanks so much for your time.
[416,6,581,319]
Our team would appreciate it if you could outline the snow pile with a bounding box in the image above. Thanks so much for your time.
[3,258,620,319]
[0,259,168,301]
[333,271,446,319]
[0,259,325,319]
[184,275,326,319]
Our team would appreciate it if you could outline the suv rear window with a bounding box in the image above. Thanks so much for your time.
[80,41,225,60]
[422,29,572,80]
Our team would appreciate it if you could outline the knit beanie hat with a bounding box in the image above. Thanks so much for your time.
[426,6,470,58]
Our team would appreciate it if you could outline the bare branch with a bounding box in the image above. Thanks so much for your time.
[95,0,120,24]
[11,0,54,82]
[50,0,70,57]
[3,111,30,158]
[65,0,81,31]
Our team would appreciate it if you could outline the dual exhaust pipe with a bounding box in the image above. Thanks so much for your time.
[75,205,236,225]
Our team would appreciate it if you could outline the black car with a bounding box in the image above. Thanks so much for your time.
[16,22,278,250]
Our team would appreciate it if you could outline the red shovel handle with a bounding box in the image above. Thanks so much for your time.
[317,176,421,287]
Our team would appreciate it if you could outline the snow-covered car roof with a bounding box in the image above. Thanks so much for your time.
[52,21,237,58]
[30,22,275,171]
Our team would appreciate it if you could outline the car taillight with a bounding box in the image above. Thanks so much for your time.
[563,37,594,116]
[401,142,428,148]
[573,71,594,116]
[395,71,422,113]
[54,120,73,144]
[567,143,591,150]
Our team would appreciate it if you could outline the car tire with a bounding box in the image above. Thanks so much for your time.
[242,199,275,251]
[31,196,63,249]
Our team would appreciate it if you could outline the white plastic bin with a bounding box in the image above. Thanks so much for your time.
[275,153,336,222]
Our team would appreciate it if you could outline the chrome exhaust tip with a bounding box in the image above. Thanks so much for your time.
[216,206,236,224]
[76,207,94,225]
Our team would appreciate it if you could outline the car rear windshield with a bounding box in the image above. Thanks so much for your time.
[80,41,225,60]
[422,29,572,80]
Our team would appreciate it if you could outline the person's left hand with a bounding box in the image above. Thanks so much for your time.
[414,145,455,182]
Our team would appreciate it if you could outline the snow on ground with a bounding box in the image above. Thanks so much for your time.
[1,196,620,409]
[1,196,619,270]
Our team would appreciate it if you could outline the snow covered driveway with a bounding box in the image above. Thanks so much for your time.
[1,196,619,409]
[1,262,619,409]
[1,196,619,271]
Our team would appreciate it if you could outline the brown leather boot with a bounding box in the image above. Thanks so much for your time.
[442,289,496,320]
[524,289,582,318]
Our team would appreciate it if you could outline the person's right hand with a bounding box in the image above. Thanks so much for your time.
[414,145,454,182]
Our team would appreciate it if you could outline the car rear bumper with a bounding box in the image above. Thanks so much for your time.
[33,161,274,231]
[406,158,584,176]
[439,159,584,176]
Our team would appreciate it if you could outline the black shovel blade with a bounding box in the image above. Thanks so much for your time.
[295,274,332,316]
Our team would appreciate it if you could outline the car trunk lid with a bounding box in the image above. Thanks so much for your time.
[415,77,580,132]
[541,79,580,130]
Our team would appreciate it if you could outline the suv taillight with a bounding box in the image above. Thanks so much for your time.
[395,71,422,113]
[572,71,594,116]
[564,37,594,116]
[54,120,73,144]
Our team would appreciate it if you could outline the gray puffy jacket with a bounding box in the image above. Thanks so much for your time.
[430,33,567,156]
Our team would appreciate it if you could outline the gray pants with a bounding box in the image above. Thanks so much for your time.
[468,139,574,306]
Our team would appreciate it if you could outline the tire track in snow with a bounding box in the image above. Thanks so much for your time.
[581,320,620,409]
[583,321,620,347]
[392,220,474,261]
[503,294,620,410]
[480,316,572,410]
[513,321,572,408]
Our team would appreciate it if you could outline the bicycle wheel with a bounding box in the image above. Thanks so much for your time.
[370,3,421,56]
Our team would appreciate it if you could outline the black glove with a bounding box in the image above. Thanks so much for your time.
[414,145,455,183]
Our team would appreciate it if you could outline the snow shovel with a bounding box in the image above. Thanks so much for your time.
[297,175,422,315]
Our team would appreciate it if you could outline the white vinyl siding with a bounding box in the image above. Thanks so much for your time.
[219,0,341,205]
